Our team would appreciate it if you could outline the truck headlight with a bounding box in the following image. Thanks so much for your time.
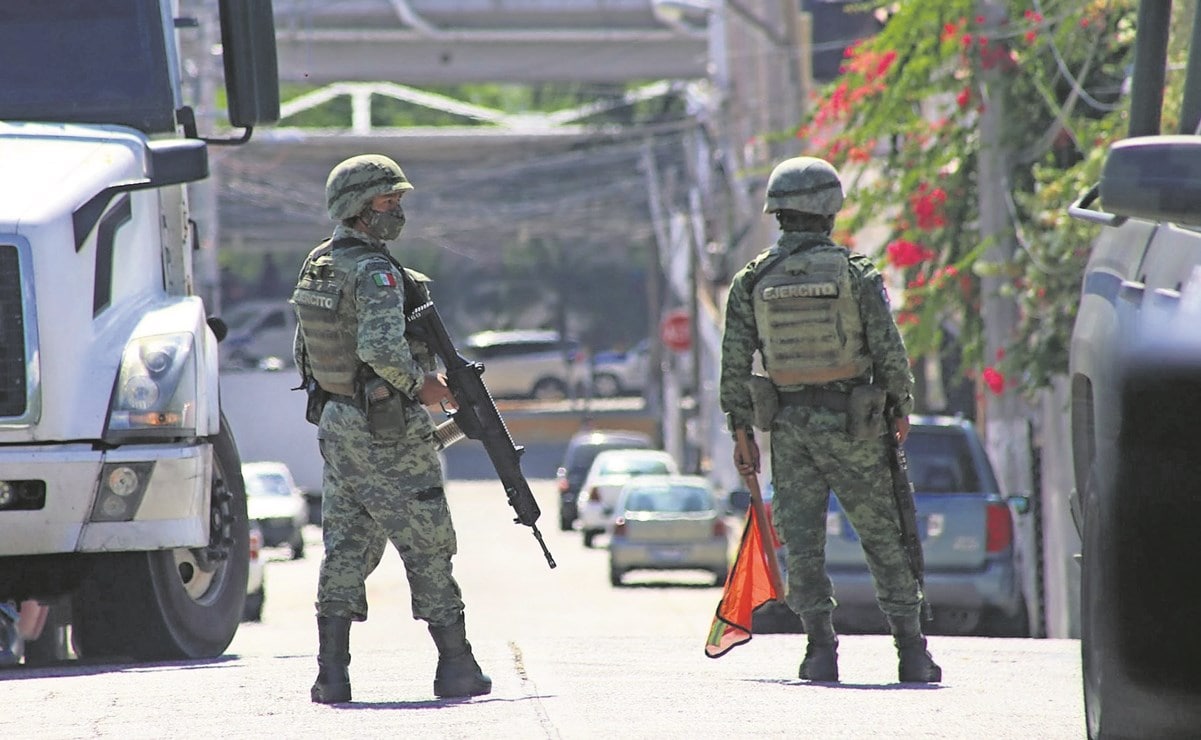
[105,332,197,440]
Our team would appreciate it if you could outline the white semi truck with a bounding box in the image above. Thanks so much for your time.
[0,1,279,661]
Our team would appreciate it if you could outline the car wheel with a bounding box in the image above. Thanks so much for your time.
[712,569,729,587]
[1081,466,1116,740]
[559,513,574,532]
[531,378,568,401]
[980,600,1029,638]
[582,529,598,548]
[290,531,305,561]
[243,583,265,623]
[593,373,622,398]
[609,565,624,587]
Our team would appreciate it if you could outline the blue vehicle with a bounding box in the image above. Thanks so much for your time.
[824,415,1030,636]
[750,415,1031,637]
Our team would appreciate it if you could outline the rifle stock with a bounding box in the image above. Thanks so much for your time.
[885,412,932,621]
[406,301,556,569]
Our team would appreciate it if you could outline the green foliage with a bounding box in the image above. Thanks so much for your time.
[798,0,1139,396]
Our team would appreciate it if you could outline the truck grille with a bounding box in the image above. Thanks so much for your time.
[0,244,27,418]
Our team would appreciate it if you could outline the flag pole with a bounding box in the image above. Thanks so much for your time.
[734,428,785,598]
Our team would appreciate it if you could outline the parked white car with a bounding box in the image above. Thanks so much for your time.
[243,522,266,622]
[576,448,679,548]
[460,329,591,400]
[243,461,308,560]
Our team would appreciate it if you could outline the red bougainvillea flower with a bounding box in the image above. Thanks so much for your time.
[983,366,1005,395]
[887,239,936,267]
[910,185,948,230]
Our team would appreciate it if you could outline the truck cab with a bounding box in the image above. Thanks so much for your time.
[0,1,278,662]
[1067,3,1201,736]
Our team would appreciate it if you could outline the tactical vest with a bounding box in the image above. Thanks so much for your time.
[751,243,871,386]
[291,238,430,396]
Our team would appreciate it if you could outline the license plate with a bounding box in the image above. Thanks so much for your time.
[651,547,686,562]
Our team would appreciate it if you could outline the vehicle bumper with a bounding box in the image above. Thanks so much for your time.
[0,442,211,555]
[577,501,612,531]
[827,556,1023,615]
[610,538,728,572]
[256,517,299,548]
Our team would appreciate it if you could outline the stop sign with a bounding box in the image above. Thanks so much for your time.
[660,309,691,352]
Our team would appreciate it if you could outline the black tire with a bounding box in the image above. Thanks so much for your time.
[559,513,574,532]
[712,569,729,587]
[243,584,265,623]
[582,529,598,548]
[21,601,72,665]
[980,599,1030,638]
[1081,467,1115,740]
[609,565,624,587]
[531,378,568,401]
[73,414,249,661]
[593,373,622,398]
[290,530,305,561]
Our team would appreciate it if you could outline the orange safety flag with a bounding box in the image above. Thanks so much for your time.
[704,503,782,658]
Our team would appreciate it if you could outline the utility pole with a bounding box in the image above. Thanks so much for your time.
[976,0,1039,635]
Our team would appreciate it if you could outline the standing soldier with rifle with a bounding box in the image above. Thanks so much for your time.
[718,156,941,684]
[291,154,491,704]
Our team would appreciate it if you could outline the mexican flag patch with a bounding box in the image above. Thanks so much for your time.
[371,271,398,288]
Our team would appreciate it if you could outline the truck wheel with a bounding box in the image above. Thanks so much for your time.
[73,414,249,660]
[1080,468,1115,740]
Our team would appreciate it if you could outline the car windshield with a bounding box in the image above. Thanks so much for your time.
[246,473,292,497]
[904,429,982,492]
[624,485,711,513]
[599,456,671,476]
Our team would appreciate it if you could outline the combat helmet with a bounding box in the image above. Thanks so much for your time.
[763,156,844,215]
[325,154,413,221]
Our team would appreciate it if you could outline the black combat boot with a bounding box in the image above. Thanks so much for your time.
[798,612,839,682]
[888,613,942,683]
[311,616,352,703]
[428,613,492,698]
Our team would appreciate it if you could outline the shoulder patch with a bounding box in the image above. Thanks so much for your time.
[370,271,399,288]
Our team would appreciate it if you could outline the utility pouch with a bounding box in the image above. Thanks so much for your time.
[363,377,407,436]
[847,384,888,440]
[304,379,330,426]
[746,374,780,431]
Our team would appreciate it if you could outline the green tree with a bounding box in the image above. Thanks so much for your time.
[796,0,1138,398]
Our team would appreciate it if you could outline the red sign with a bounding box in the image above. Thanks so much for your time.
[660,309,691,352]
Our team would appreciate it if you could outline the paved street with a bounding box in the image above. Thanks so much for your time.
[1,477,1085,739]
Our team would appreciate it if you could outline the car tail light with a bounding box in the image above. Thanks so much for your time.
[249,528,263,560]
[713,518,727,537]
[556,469,569,493]
[613,518,627,537]
[986,502,1013,552]
[588,487,600,502]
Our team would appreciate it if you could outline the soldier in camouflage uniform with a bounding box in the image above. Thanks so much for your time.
[292,154,491,704]
[719,156,941,684]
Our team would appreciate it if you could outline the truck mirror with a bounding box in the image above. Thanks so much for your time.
[218,0,281,128]
[1100,136,1201,226]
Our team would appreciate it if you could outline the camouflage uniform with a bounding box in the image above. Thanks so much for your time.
[720,231,919,619]
[294,222,463,626]
[719,156,939,683]
[296,154,491,703]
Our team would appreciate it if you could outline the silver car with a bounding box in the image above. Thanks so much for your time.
[461,329,591,401]
[607,475,730,587]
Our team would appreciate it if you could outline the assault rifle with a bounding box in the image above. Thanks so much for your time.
[405,301,556,569]
[884,408,932,621]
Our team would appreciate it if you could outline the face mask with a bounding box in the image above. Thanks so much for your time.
[360,203,406,241]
